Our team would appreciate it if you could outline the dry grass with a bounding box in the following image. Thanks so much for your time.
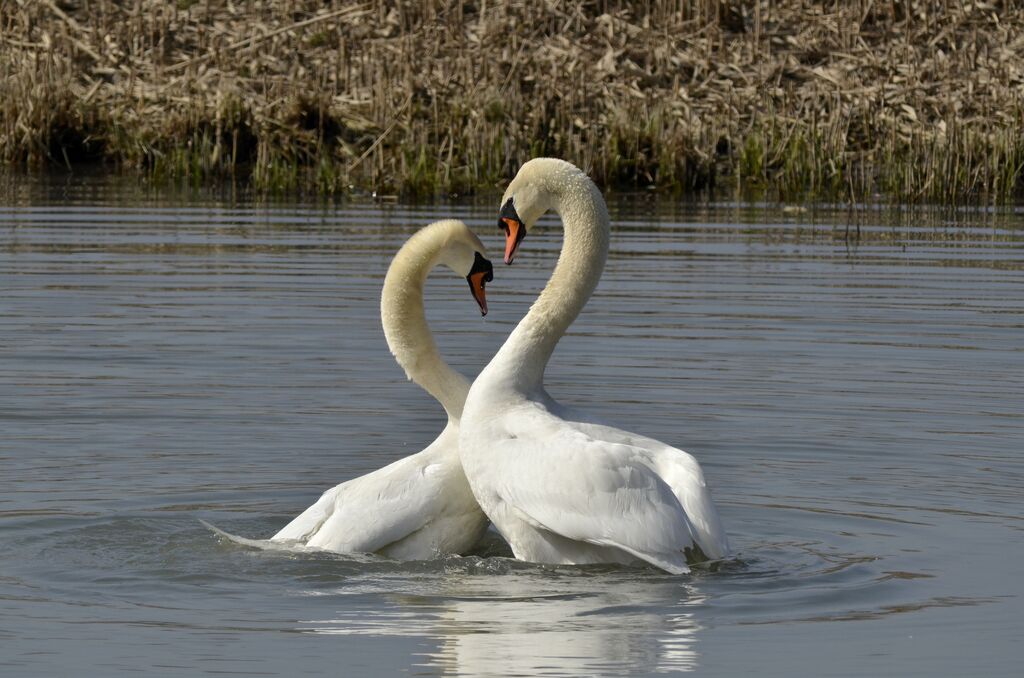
[3,1,1024,202]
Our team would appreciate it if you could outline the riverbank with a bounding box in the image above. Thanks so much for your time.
[3,1,1024,202]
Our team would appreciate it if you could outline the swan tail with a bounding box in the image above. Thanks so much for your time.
[653,450,730,561]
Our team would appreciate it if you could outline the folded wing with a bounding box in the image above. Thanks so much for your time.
[484,412,700,573]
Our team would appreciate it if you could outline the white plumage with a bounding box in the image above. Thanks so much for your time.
[459,159,728,573]
[271,220,490,558]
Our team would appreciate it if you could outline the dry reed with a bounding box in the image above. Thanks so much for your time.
[3,1,1024,202]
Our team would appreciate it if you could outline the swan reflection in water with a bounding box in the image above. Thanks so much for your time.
[297,565,705,675]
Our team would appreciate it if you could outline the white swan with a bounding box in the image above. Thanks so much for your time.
[459,158,729,574]
[271,219,493,558]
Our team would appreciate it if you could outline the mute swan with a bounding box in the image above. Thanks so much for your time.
[459,159,729,574]
[271,219,493,558]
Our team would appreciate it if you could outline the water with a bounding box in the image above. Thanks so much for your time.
[2,177,1022,676]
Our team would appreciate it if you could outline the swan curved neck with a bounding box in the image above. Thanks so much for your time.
[489,175,609,393]
[380,240,470,421]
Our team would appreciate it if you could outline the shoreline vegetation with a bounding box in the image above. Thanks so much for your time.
[3,1,1024,203]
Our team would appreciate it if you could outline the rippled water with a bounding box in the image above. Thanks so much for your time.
[2,177,1022,676]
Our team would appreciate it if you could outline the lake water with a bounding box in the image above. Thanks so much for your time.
[2,176,1022,676]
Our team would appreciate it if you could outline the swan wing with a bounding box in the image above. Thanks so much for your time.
[553,417,730,560]
[272,448,447,554]
[484,412,699,572]
[271,481,344,542]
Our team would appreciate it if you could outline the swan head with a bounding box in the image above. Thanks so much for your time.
[433,221,494,316]
[499,158,587,264]
[499,186,551,265]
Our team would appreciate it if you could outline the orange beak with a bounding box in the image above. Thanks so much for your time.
[467,271,489,316]
[501,217,524,265]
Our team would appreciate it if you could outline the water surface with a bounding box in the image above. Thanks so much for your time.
[2,178,1022,676]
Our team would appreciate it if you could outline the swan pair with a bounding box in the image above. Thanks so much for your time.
[272,159,728,573]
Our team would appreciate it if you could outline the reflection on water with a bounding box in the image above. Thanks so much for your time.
[301,571,704,675]
[1,176,1023,677]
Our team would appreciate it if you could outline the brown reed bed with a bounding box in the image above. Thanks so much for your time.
[3,1,1024,203]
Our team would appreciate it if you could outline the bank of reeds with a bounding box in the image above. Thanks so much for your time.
[3,1,1024,202]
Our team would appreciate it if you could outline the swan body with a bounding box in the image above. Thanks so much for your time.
[272,220,493,558]
[459,159,728,574]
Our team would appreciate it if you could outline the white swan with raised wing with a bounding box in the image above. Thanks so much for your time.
[459,159,729,574]
[271,219,493,558]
